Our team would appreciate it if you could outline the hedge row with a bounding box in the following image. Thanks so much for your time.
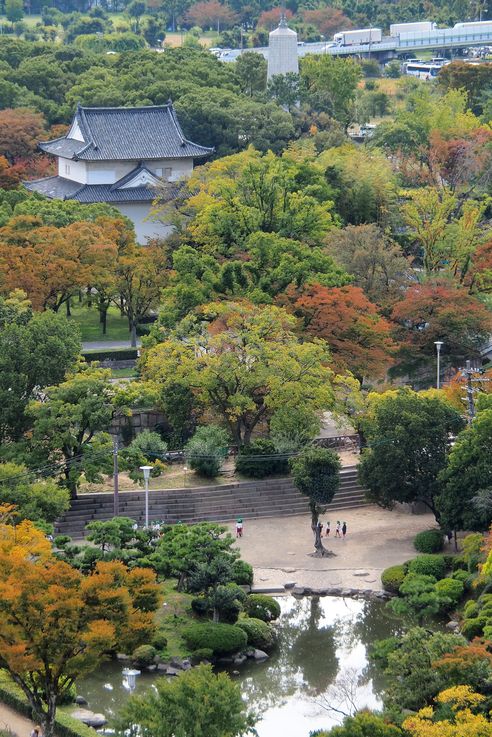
[0,671,97,737]
[81,348,138,362]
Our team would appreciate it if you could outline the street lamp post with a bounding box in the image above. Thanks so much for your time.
[140,465,153,528]
[434,341,444,388]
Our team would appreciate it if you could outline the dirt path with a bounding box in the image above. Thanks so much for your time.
[0,702,35,737]
[227,505,439,593]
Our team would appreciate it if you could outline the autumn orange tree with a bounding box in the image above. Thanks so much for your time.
[391,281,492,375]
[0,517,159,737]
[284,283,395,379]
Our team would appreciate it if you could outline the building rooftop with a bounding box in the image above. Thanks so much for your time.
[39,103,214,162]
[24,166,180,204]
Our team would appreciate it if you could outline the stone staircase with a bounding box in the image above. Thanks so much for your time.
[54,465,369,538]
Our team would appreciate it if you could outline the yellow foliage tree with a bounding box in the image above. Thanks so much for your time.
[403,685,492,736]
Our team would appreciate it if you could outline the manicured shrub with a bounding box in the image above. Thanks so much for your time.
[191,596,209,617]
[151,632,168,651]
[408,554,446,580]
[451,554,468,571]
[381,564,406,594]
[231,559,253,586]
[182,623,247,655]
[235,439,289,479]
[434,577,464,608]
[191,648,214,662]
[184,425,229,478]
[463,600,479,619]
[414,529,444,554]
[461,616,487,640]
[451,569,472,590]
[244,594,281,622]
[237,617,275,650]
[131,644,157,667]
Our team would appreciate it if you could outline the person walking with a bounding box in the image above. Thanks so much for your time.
[31,726,41,737]
[335,521,341,538]
[236,518,243,538]
[342,521,347,538]
[325,521,330,537]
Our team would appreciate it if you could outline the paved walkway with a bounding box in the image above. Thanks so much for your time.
[82,340,141,351]
[227,505,438,593]
[0,702,35,737]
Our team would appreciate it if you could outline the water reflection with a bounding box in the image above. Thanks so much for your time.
[76,596,399,737]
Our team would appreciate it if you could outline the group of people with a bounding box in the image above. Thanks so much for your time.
[317,520,347,538]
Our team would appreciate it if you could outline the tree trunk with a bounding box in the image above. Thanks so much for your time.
[102,307,108,335]
[130,322,137,348]
[66,299,71,317]
[213,606,219,623]
[120,295,125,317]
[87,287,92,308]
[309,501,335,558]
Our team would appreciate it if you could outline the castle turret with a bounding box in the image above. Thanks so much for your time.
[267,15,299,80]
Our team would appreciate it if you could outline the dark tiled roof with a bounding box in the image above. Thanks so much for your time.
[24,175,180,204]
[24,175,85,199]
[39,103,214,162]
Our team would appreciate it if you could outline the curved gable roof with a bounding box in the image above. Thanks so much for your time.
[40,103,214,161]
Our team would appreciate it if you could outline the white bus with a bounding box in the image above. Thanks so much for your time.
[404,61,443,78]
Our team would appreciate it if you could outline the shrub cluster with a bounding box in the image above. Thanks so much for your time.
[182,623,247,655]
[381,564,406,594]
[413,529,444,554]
[462,594,492,639]
[131,644,157,667]
[235,439,289,479]
[244,594,281,622]
[236,617,275,650]
[407,554,447,579]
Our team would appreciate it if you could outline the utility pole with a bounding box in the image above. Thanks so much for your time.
[460,360,489,423]
[113,435,119,517]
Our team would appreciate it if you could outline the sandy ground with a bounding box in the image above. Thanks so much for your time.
[0,702,35,737]
[227,505,439,593]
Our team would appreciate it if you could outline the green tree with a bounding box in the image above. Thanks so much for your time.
[301,55,362,127]
[359,390,465,522]
[374,627,467,711]
[234,52,267,97]
[267,72,300,111]
[127,0,146,31]
[85,517,137,552]
[0,299,81,442]
[28,368,115,498]
[147,522,239,591]
[290,447,341,557]
[121,430,168,482]
[141,303,334,445]
[437,401,492,532]
[0,462,70,524]
[5,0,24,23]
[318,712,404,736]
[116,664,256,737]
[184,425,229,478]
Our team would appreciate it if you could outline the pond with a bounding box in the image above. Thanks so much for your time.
[76,596,402,737]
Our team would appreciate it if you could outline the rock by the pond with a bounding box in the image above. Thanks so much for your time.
[252,649,269,661]
[284,581,296,590]
[116,653,131,662]
[165,667,180,676]
[446,620,460,631]
[146,664,157,672]
[233,654,247,665]
[157,663,169,672]
[74,696,88,706]
[292,586,305,596]
[181,659,192,670]
[72,709,107,728]
[232,670,240,676]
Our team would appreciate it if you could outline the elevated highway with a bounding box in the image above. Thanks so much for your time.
[219,25,492,62]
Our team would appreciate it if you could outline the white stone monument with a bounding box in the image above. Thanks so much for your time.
[267,14,299,80]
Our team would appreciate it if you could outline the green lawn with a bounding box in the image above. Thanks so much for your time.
[69,303,131,342]
[155,579,195,658]
[111,367,138,379]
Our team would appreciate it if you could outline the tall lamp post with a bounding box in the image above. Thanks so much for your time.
[140,465,153,528]
[434,341,444,389]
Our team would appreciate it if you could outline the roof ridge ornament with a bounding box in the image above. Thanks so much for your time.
[279,8,288,28]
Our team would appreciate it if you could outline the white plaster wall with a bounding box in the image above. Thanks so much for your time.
[143,157,194,181]
[114,203,174,244]
[86,161,132,184]
[58,157,88,183]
